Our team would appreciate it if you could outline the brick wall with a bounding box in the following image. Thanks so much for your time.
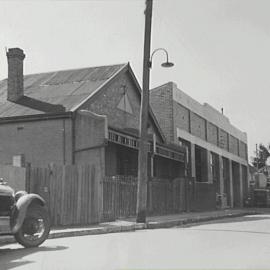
[190,112,206,140]
[81,71,162,142]
[149,82,248,161]
[173,101,189,133]
[218,129,229,150]
[239,141,246,159]
[81,72,140,131]
[207,122,218,146]
[75,111,106,151]
[0,165,26,191]
[0,118,73,166]
[150,83,174,142]
[239,141,247,160]
[229,135,239,156]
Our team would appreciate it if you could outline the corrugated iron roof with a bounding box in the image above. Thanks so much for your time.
[0,64,127,118]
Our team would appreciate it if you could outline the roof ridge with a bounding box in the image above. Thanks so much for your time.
[23,63,128,77]
[0,63,129,118]
[0,63,128,84]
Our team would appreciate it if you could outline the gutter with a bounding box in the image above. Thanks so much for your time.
[0,112,73,124]
[74,143,107,153]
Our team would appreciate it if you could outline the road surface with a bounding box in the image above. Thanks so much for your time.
[2,214,270,270]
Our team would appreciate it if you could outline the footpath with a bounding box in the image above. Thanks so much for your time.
[0,208,266,246]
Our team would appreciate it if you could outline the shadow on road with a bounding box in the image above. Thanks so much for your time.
[179,215,270,235]
[0,245,68,270]
[182,215,270,227]
[186,227,270,235]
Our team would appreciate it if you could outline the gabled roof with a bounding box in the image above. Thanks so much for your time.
[0,62,166,142]
[125,64,166,142]
[0,63,126,117]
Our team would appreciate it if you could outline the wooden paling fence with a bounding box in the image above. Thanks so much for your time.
[26,163,187,225]
[102,175,137,221]
[148,178,186,215]
[102,176,186,221]
[27,164,99,226]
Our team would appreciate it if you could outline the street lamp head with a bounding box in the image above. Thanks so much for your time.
[161,61,174,68]
[150,48,174,69]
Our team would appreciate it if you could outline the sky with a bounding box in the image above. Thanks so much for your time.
[0,0,269,160]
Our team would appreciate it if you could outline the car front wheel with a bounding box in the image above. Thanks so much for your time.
[14,204,50,248]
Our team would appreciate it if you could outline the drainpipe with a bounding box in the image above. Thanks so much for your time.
[62,119,66,164]
[71,112,76,164]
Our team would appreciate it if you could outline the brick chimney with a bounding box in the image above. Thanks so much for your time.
[6,48,25,102]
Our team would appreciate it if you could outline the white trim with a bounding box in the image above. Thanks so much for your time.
[70,64,128,112]
[177,127,248,166]
[117,93,133,114]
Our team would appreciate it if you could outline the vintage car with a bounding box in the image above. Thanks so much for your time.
[0,178,50,247]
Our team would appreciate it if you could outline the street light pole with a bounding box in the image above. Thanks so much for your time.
[136,0,153,223]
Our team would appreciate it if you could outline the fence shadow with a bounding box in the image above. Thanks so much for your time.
[0,245,68,270]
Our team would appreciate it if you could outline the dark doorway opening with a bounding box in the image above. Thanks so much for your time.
[195,145,208,182]
[210,151,220,189]
[242,165,248,201]
[222,157,231,207]
[232,161,241,207]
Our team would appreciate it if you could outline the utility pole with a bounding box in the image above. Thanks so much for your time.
[136,0,153,223]
[256,143,259,170]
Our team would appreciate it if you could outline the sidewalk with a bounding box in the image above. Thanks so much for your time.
[0,208,264,246]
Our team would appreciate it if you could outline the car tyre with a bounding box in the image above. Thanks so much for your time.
[14,204,50,248]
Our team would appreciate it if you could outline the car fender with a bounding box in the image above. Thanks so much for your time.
[10,193,46,234]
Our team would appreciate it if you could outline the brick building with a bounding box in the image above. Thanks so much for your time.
[150,82,249,210]
[0,47,248,214]
[0,48,185,181]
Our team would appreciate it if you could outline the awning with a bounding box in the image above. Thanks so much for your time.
[108,129,185,162]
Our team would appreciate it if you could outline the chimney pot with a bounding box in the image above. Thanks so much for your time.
[6,47,25,102]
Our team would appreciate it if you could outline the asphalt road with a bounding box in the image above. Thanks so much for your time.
[2,214,270,270]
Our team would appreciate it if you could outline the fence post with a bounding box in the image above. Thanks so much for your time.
[147,180,153,214]
[25,163,31,192]
[97,149,104,222]
[185,177,190,212]
[172,179,177,212]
